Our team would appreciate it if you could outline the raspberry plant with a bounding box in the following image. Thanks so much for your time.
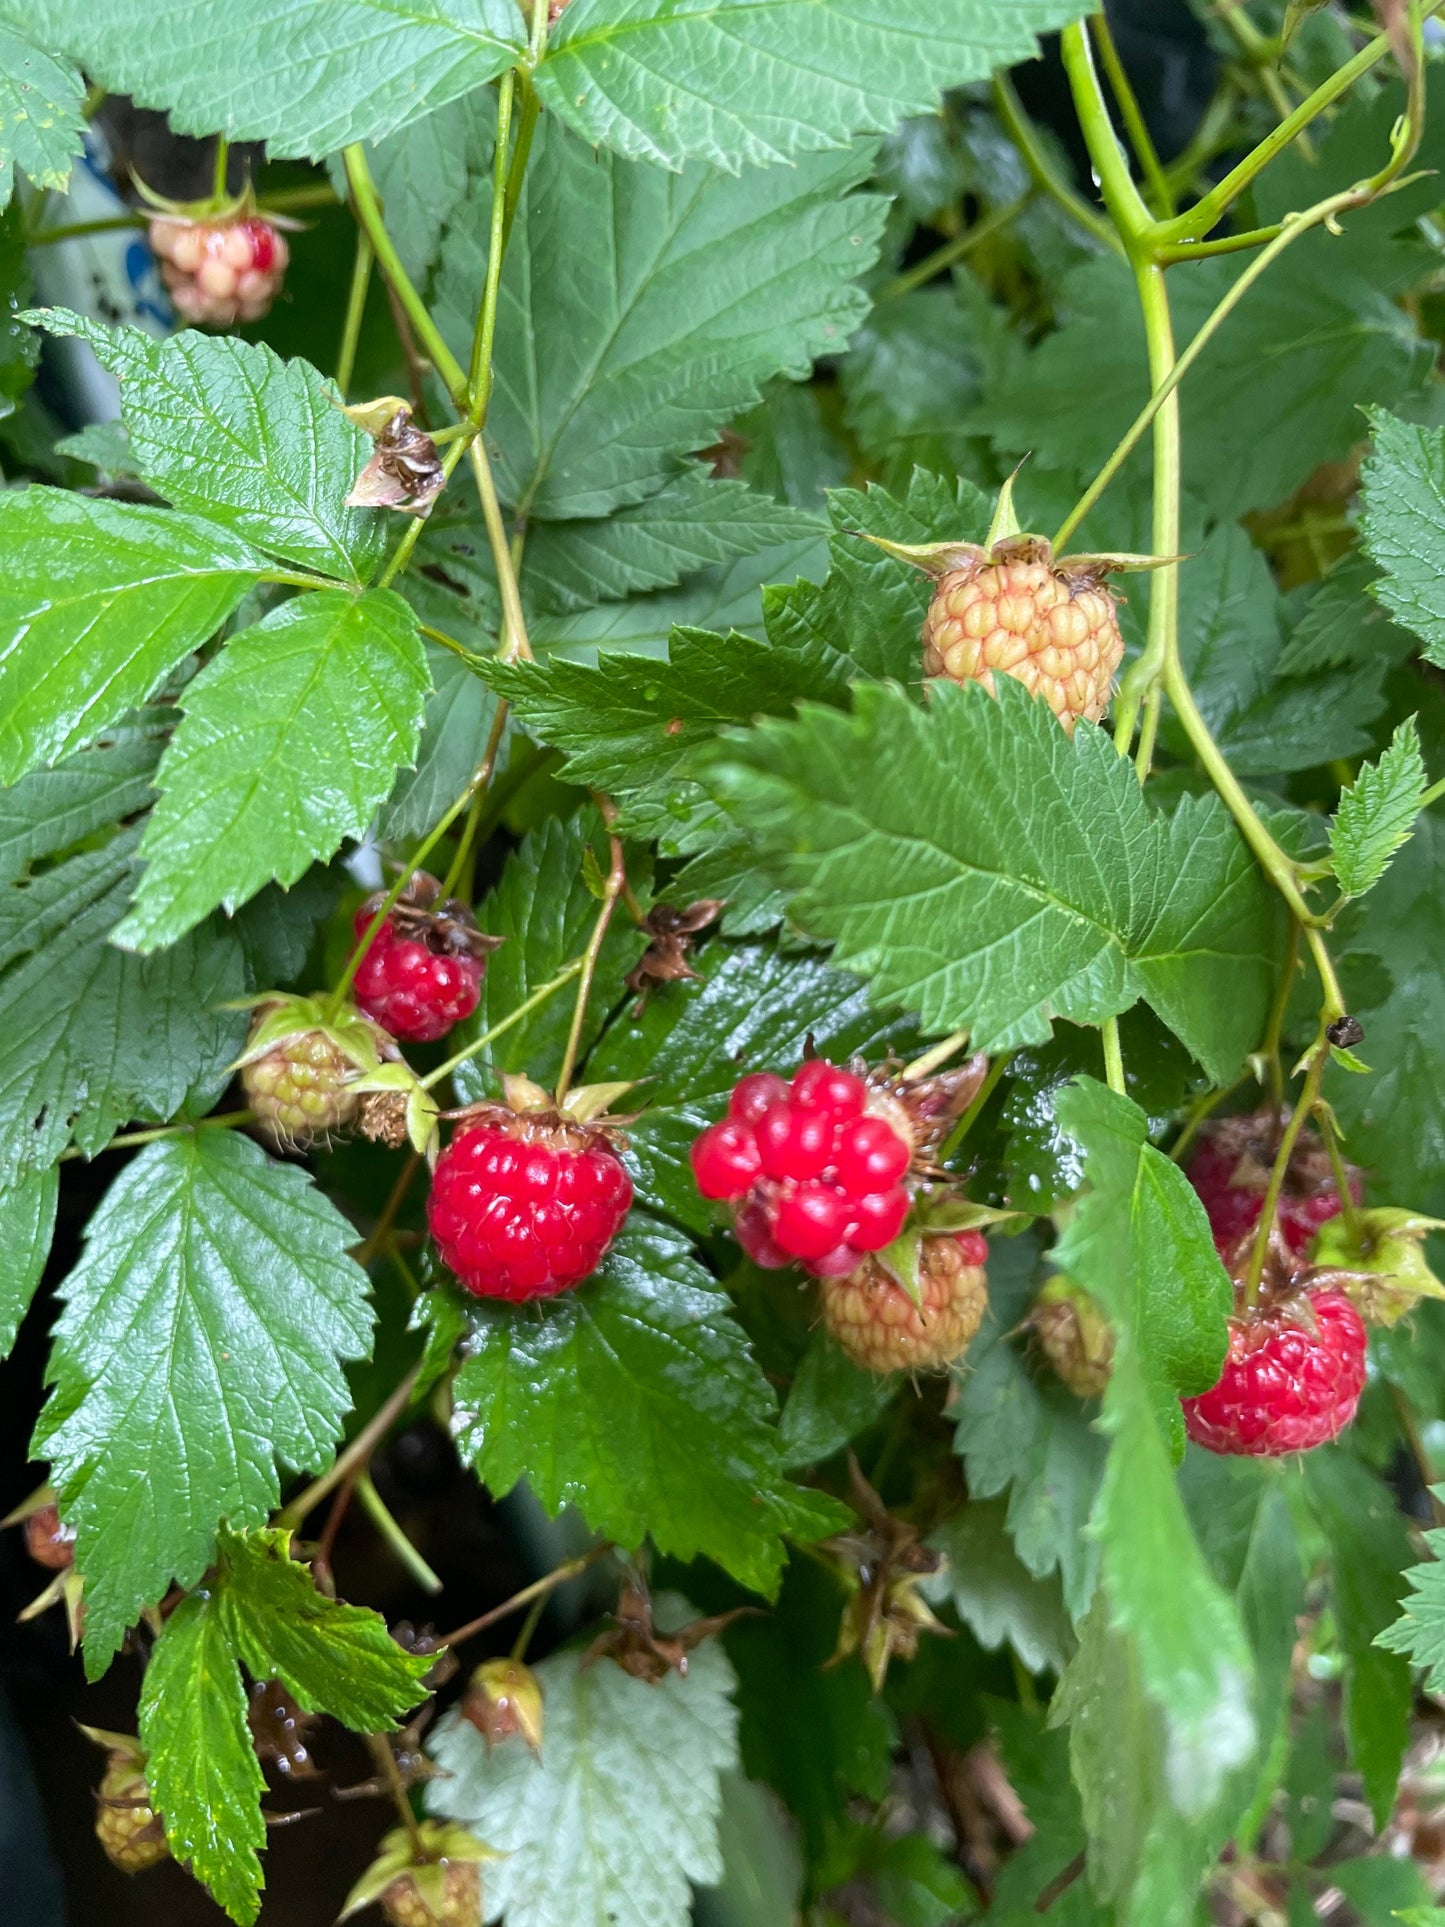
[7,2,1445,1922]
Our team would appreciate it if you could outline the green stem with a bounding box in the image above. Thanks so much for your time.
[466,67,516,420]
[1153,2,1438,245]
[327,774,480,1017]
[58,1110,255,1162]
[377,433,471,591]
[879,194,1031,301]
[278,1365,423,1531]
[1261,918,1301,1112]
[1101,1016,1126,1096]
[1169,1076,1246,1163]
[509,1591,549,1663]
[467,438,532,660]
[355,1471,443,1594]
[369,1733,427,1857]
[1058,20,1155,246]
[335,230,373,400]
[211,135,230,205]
[1106,259,1181,765]
[1419,774,1445,813]
[1317,1106,1362,1242]
[1056,194,1361,558]
[901,1028,972,1083]
[991,73,1123,254]
[438,702,511,900]
[1244,1048,1326,1302]
[421,962,584,1092]
[1092,9,1175,217]
[438,1543,613,1650]
[554,825,627,1105]
[343,144,468,409]
[26,213,146,246]
[416,621,485,667]
[938,1054,1011,1162]
[261,184,342,214]
[1302,923,1346,1023]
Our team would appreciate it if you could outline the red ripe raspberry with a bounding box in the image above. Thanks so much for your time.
[1182,1287,1366,1457]
[1186,1109,1363,1258]
[428,1109,632,1302]
[350,876,499,1044]
[690,1060,914,1277]
[149,214,289,326]
[820,1231,989,1374]
[922,537,1124,733]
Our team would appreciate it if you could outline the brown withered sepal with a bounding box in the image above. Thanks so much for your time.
[345,406,445,516]
[583,1574,754,1684]
[624,899,724,1011]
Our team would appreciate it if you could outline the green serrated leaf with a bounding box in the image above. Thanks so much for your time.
[451,1215,847,1596]
[114,590,429,950]
[1048,1083,1254,1897]
[0,1166,57,1357]
[0,830,246,1183]
[533,0,1092,172]
[926,1498,1074,1676]
[980,77,1440,521]
[28,0,525,157]
[140,1524,430,1924]
[34,1133,374,1673]
[25,313,384,583]
[216,1526,432,1730]
[1052,1078,1230,1441]
[0,489,263,784]
[1163,526,1391,775]
[1305,1451,1414,1826]
[778,1327,896,1470]
[0,25,84,205]
[707,676,1279,1082]
[452,812,646,1099]
[1275,551,1415,678]
[949,1231,1105,1620]
[434,120,884,524]
[1362,406,1445,667]
[429,1627,737,1927]
[0,733,160,884]
[140,1589,265,1925]
[1330,717,1426,900]
[1330,812,1445,1212]
[522,471,822,617]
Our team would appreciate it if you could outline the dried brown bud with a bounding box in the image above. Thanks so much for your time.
[345,406,445,517]
[24,1503,76,1571]
[624,899,724,1009]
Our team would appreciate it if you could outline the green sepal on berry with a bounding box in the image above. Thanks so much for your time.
[337,1819,497,1925]
[873,1193,1022,1309]
[1310,1206,1445,1326]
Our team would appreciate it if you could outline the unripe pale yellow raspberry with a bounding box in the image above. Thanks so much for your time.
[820,1231,988,1374]
[380,1862,482,1927]
[1029,1276,1114,1398]
[242,1030,360,1145]
[921,547,1124,733]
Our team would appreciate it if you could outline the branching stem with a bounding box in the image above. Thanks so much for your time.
[439,1543,613,1650]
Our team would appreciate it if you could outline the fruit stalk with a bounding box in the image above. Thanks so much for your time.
[555,825,628,1105]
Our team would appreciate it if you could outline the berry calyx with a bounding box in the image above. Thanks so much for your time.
[1186,1108,1363,1258]
[691,1055,986,1279]
[1029,1276,1114,1399]
[149,214,289,326]
[1181,1231,1368,1457]
[350,873,502,1043]
[428,1079,634,1302]
[820,1230,989,1374]
[460,1658,543,1752]
[339,1821,495,1927]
